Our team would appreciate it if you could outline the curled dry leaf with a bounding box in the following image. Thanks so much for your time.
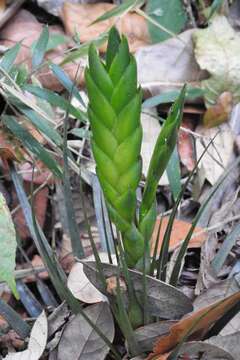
[83,262,193,319]
[203,92,233,128]
[147,291,240,359]
[0,10,84,91]
[68,262,106,304]
[57,302,114,360]
[61,2,150,53]
[4,311,48,360]
[151,216,207,256]
[193,15,240,107]
[68,253,116,304]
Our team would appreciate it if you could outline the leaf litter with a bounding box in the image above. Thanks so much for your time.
[2,1,240,360]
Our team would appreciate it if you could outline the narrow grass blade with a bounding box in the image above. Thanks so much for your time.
[0,298,30,339]
[32,26,49,70]
[150,216,163,276]
[166,146,181,201]
[17,104,63,147]
[92,175,115,256]
[211,223,240,274]
[158,133,218,281]
[169,156,240,286]
[50,64,85,107]
[61,33,108,65]
[91,0,144,24]
[9,163,81,313]
[3,115,63,179]
[23,85,88,123]
[0,43,21,72]
[204,299,240,339]
[16,280,43,317]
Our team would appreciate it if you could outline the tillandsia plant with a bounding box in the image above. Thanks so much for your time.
[85,27,185,268]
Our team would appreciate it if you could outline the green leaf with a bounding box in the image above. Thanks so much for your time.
[0,192,18,298]
[0,43,21,72]
[92,0,144,24]
[140,86,186,222]
[61,33,108,65]
[146,0,187,43]
[46,33,68,51]
[23,85,88,123]
[17,104,63,147]
[70,128,90,139]
[50,63,85,107]
[143,87,203,109]
[32,26,49,70]
[3,115,63,178]
[166,146,181,201]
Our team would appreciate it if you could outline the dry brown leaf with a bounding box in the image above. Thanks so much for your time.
[4,311,47,360]
[61,2,150,53]
[135,29,207,95]
[0,10,83,91]
[151,217,207,256]
[147,291,240,359]
[0,127,26,164]
[13,185,49,240]
[0,0,6,13]
[178,117,196,171]
[20,160,53,185]
[203,92,233,128]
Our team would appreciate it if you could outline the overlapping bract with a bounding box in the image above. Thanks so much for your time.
[85,28,144,266]
[85,28,185,267]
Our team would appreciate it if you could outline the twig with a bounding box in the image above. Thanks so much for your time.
[0,0,26,29]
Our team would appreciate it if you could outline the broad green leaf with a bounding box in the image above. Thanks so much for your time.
[50,64,85,107]
[3,115,63,178]
[0,43,21,72]
[32,26,49,70]
[0,192,18,298]
[146,0,187,43]
[23,85,88,123]
[92,0,144,24]
[166,146,181,201]
[193,15,240,107]
[143,87,203,109]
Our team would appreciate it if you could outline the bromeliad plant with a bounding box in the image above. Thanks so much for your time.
[85,27,185,268]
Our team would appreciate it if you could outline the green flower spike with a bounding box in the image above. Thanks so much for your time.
[85,27,185,268]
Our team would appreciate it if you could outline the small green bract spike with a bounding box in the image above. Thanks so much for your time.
[85,28,144,266]
[85,27,185,268]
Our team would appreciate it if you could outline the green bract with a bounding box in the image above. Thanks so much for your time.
[85,27,185,267]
